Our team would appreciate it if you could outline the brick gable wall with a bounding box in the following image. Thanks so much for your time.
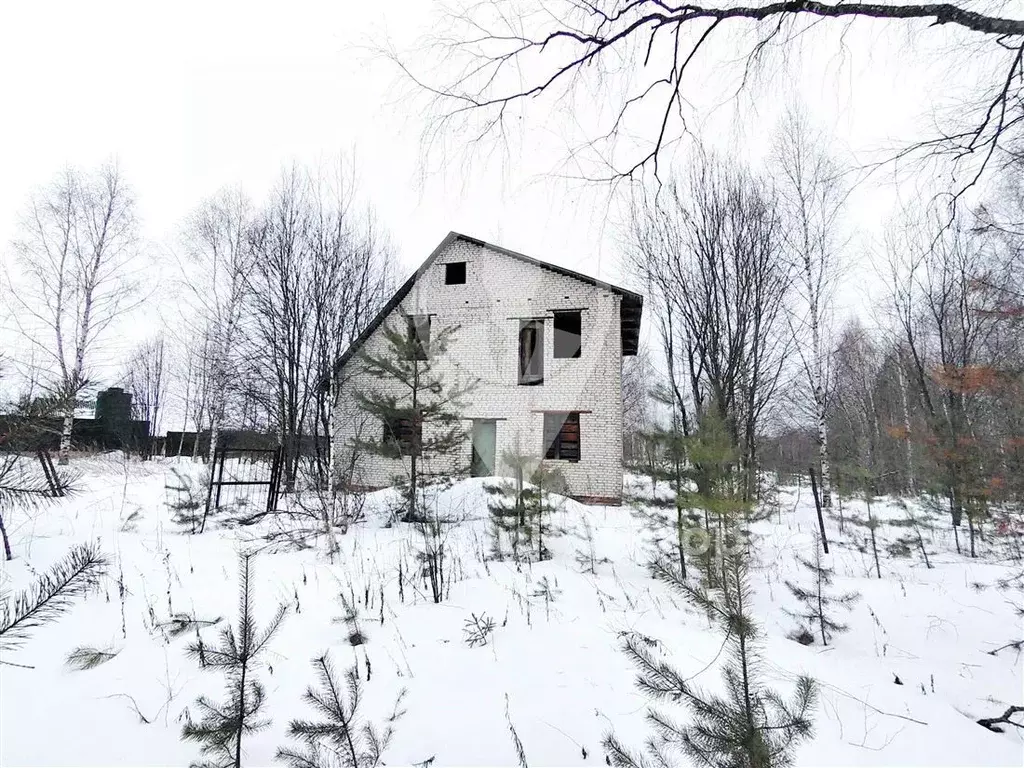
[333,238,625,503]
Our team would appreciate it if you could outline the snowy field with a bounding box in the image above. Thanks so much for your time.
[1,456,1022,767]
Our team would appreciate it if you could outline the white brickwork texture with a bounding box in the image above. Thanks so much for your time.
[333,238,625,501]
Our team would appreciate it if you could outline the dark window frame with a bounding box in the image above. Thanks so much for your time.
[406,315,431,360]
[382,415,421,456]
[543,411,580,462]
[518,320,544,385]
[552,310,582,359]
[445,261,467,285]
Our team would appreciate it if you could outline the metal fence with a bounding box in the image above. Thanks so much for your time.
[202,446,283,530]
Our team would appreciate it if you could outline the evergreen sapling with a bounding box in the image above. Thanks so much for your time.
[277,651,407,768]
[485,445,534,561]
[784,537,859,646]
[608,524,817,768]
[354,317,477,524]
[182,552,286,768]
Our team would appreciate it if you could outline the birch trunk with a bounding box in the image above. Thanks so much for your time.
[897,362,916,494]
[58,409,74,465]
[805,251,832,510]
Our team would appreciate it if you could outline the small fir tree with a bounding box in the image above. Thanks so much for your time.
[182,552,286,768]
[784,537,860,646]
[682,412,753,591]
[277,652,406,768]
[839,463,884,579]
[889,499,936,569]
[485,442,566,562]
[485,443,536,561]
[609,533,817,768]
[354,315,477,523]
[525,462,567,562]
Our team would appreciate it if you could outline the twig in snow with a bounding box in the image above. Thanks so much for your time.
[977,705,1024,733]
[815,679,929,726]
[101,693,152,724]
[985,639,1023,656]
[505,694,529,768]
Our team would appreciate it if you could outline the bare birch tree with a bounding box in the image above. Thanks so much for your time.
[244,164,393,493]
[627,154,791,498]
[11,163,140,464]
[123,334,167,437]
[771,108,847,509]
[178,188,255,463]
[304,165,394,491]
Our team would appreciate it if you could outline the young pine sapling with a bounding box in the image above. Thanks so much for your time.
[354,318,477,524]
[277,651,407,768]
[609,527,817,768]
[181,552,286,768]
[784,537,860,646]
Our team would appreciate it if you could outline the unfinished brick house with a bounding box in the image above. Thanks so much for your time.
[331,231,643,505]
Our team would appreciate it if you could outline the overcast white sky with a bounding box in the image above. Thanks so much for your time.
[0,0,991,403]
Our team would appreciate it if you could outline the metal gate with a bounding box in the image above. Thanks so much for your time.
[201,446,283,531]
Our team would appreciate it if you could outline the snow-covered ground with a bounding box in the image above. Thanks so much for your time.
[1,456,1022,766]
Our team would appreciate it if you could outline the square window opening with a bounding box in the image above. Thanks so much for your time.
[445,262,467,285]
[553,311,582,358]
[543,411,580,462]
[383,415,420,456]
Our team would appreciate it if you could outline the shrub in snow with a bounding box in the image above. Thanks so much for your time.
[181,552,285,768]
[0,541,107,653]
[336,591,368,647]
[888,500,935,569]
[530,576,562,621]
[784,537,859,646]
[277,652,406,768]
[414,508,457,604]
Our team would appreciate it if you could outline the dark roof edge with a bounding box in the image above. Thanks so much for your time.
[332,231,642,377]
[453,233,644,304]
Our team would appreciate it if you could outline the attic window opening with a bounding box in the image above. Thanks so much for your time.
[543,412,580,462]
[445,262,466,285]
[553,311,582,358]
[406,315,430,360]
[519,320,544,385]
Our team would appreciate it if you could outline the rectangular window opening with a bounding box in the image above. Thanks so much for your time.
[382,415,420,456]
[445,261,467,285]
[518,320,544,385]
[543,412,580,462]
[406,315,430,360]
[553,311,582,358]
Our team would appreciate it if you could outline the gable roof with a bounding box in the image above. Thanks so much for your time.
[332,231,643,377]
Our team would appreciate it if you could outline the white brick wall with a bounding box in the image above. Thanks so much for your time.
[333,237,626,501]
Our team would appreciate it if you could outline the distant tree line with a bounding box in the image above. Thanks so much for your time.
[619,121,1023,557]
[2,159,395,492]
